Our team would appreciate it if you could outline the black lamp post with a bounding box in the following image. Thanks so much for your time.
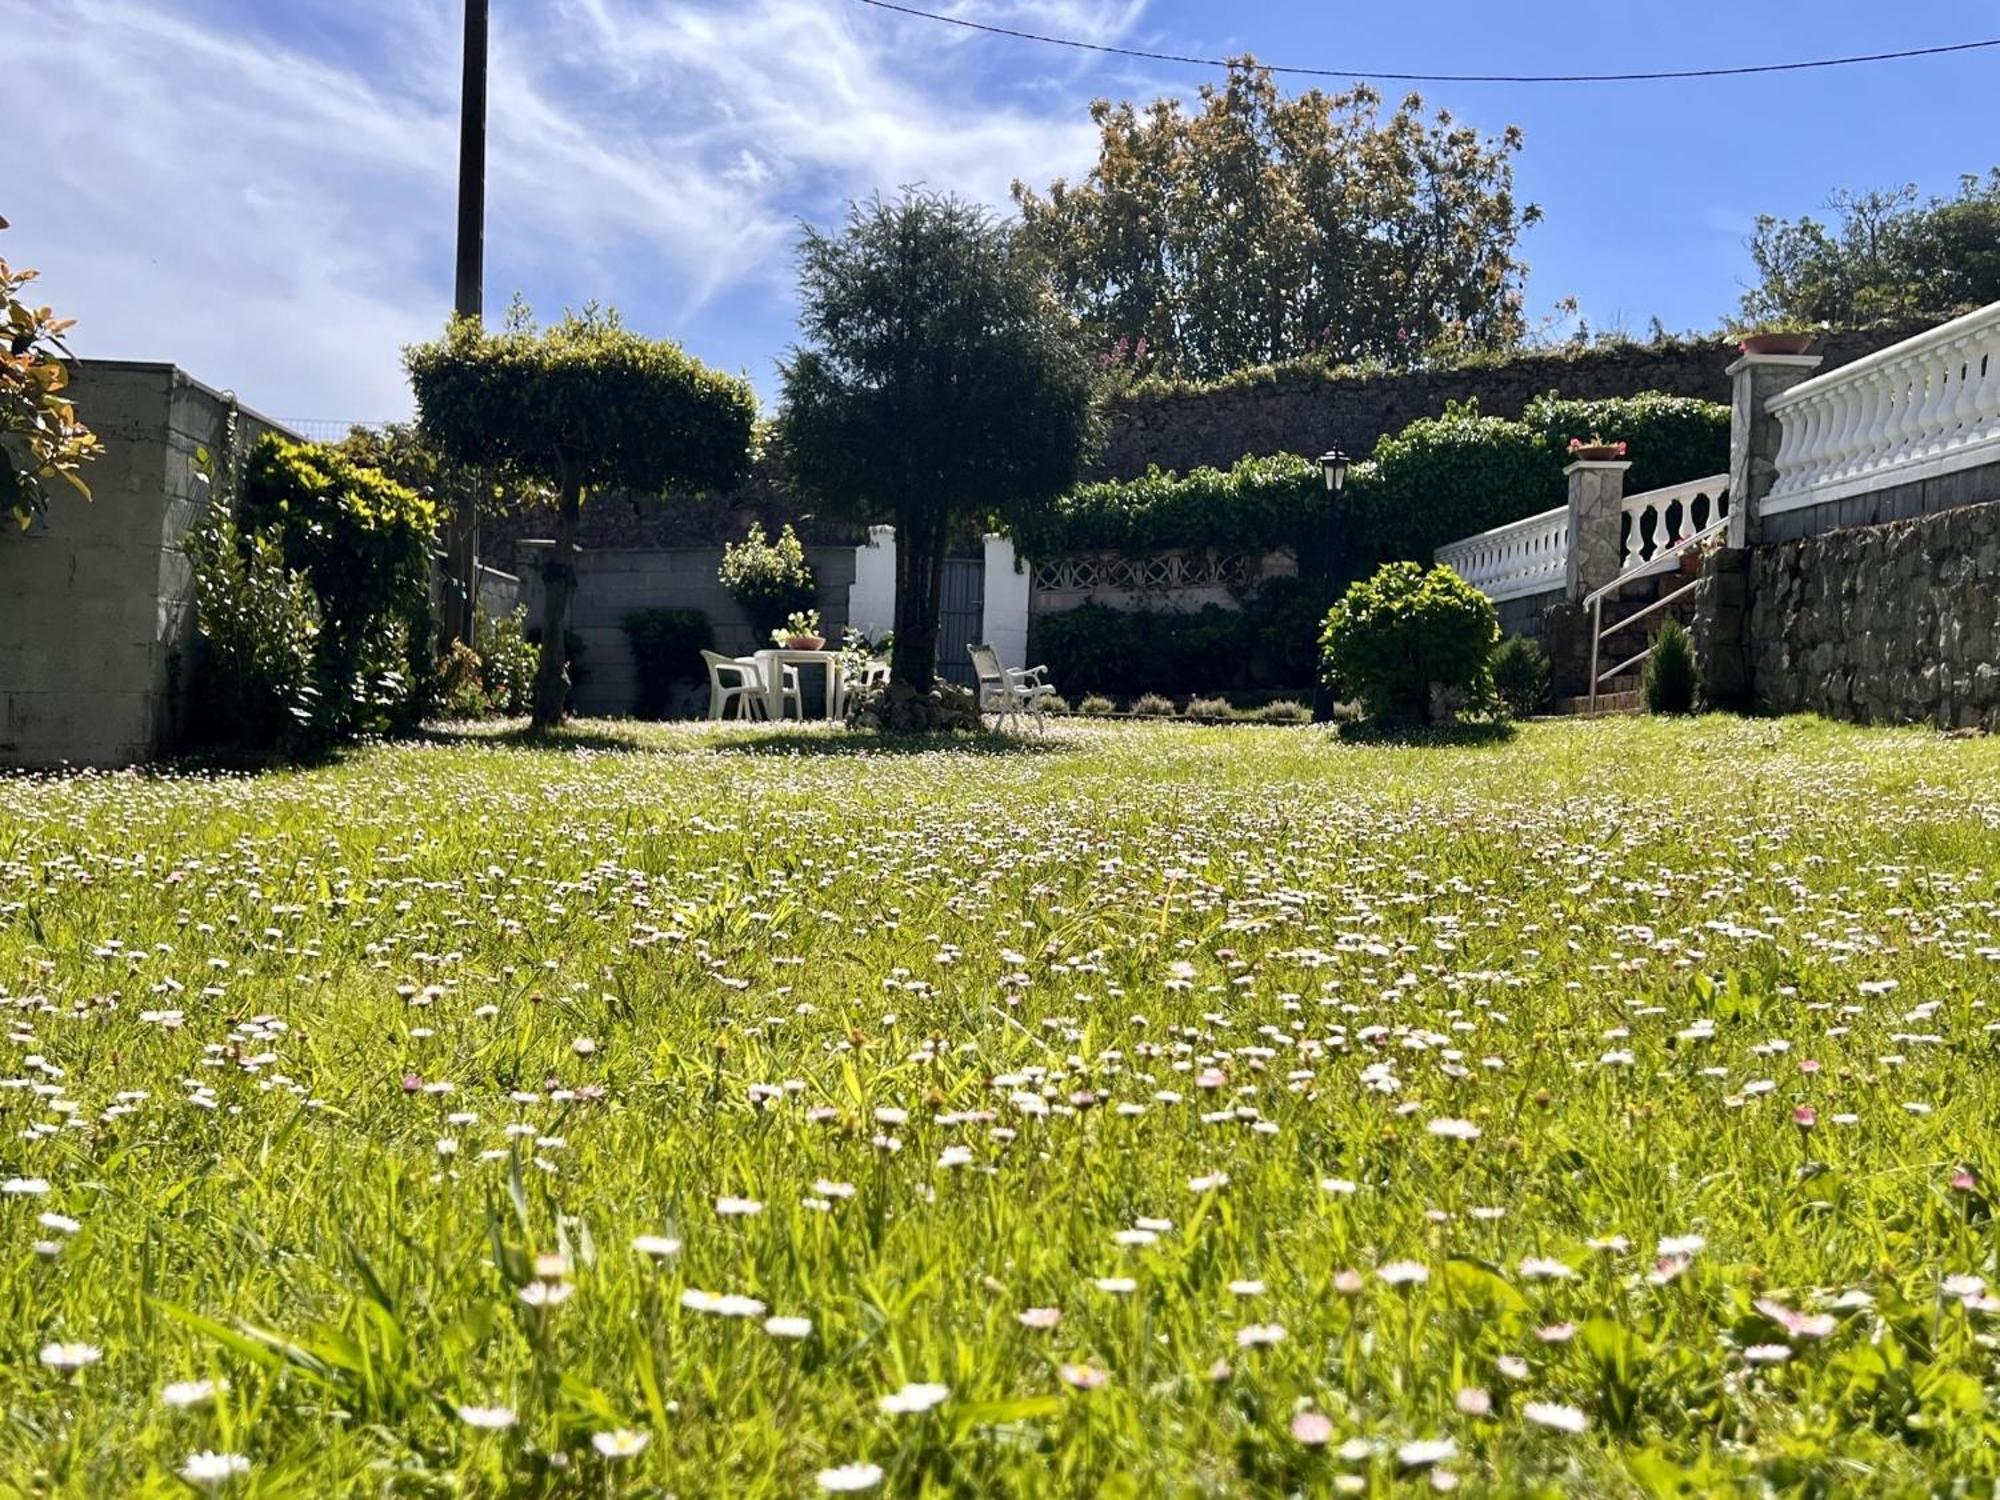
[1311,447,1350,723]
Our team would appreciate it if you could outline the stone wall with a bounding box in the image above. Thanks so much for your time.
[516,544,858,718]
[1497,589,1564,643]
[1090,327,1923,481]
[1695,498,2000,730]
[0,362,288,768]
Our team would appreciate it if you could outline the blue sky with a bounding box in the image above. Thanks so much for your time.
[10,0,1996,423]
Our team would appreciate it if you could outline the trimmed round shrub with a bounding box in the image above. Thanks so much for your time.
[1077,694,1117,716]
[1491,634,1553,719]
[1644,617,1698,714]
[1320,562,1500,724]
[1256,699,1312,724]
[1131,692,1176,717]
[1185,695,1236,720]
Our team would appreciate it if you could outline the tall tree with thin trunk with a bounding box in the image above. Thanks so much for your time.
[776,191,1098,700]
[406,306,754,729]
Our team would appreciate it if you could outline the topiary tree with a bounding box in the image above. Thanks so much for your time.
[1,218,103,528]
[1320,562,1499,724]
[406,306,755,728]
[776,190,1098,704]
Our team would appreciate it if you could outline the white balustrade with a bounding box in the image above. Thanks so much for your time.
[1434,505,1568,603]
[1766,299,2000,513]
[1618,474,1729,569]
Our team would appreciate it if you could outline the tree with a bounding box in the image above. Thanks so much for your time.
[1,217,103,527]
[776,191,1098,701]
[1011,60,1536,382]
[1740,171,2000,328]
[406,306,756,729]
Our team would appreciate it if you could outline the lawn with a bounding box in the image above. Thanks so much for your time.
[4,716,1999,1497]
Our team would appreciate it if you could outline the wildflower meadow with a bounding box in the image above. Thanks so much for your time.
[4,716,2000,1496]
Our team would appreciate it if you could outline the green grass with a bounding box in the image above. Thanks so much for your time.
[4,716,2000,1496]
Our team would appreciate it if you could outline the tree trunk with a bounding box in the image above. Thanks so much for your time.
[890,514,940,693]
[530,474,580,730]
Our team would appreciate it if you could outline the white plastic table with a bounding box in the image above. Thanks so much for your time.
[755,649,845,722]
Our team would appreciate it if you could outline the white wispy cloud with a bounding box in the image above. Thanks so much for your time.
[5,0,1151,418]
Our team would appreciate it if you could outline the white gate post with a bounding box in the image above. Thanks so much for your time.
[848,525,896,638]
[981,533,1031,666]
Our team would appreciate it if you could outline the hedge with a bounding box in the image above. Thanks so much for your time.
[1029,576,1321,699]
[1015,393,1729,572]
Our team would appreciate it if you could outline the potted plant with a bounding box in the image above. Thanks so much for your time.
[773,609,826,651]
[1734,319,1817,357]
[1567,435,1628,463]
[720,522,818,641]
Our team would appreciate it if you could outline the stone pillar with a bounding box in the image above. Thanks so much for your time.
[1563,459,1631,601]
[847,525,897,639]
[980,533,1031,667]
[1726,353,1822,548]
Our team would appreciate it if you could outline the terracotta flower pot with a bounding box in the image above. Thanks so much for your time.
[1739,332,1816,356]
[1571,444,1625,462]
[784,635,827,651]
[1678,548,1704,575]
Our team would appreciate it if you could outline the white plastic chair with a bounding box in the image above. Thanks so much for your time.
[968,644,1056,733]
[702,650,798,722]
[744,654,805,722]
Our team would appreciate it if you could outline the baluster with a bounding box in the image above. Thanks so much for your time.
[1843,373,1884,486]
[1884,354,1924,472]
[1913,337,1960,460]
[1775,399,1816,500]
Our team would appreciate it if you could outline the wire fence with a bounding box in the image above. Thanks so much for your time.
[275,418,397,443]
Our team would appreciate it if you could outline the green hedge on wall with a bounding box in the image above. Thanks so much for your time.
[1029,576,1322,699]
[1015,392,1729,572]
[1011,453,1322,560]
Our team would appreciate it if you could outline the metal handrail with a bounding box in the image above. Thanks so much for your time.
[1584,516,1727,712]
[1582,515,1727,610]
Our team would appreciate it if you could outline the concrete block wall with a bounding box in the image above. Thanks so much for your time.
[0,362,287,767]
[517,544,858,717]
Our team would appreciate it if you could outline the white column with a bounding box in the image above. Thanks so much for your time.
[981,532,1031,667]
[847,525,897,639]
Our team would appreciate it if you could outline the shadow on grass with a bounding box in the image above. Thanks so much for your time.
[714,729,1069,759]
[413,723,660,756]
[410,721,1071,759]
[1332,718,1518,749]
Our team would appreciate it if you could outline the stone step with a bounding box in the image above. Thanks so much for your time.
[1552,676,1643,717]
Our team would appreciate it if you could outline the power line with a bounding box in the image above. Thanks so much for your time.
[846,0,2000,85]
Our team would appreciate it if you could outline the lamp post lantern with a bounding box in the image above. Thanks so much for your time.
[1311,448,1350,723]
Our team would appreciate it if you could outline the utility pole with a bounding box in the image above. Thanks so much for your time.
[444,0,489,648]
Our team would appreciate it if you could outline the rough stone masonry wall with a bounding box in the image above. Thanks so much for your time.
[1090,326,1922,481]
[1724,496,2000,730]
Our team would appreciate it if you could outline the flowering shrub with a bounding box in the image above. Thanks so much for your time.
[718,522,817,639]
[240,435,437,739]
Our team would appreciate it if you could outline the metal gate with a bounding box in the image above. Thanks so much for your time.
[937,557,984,686]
